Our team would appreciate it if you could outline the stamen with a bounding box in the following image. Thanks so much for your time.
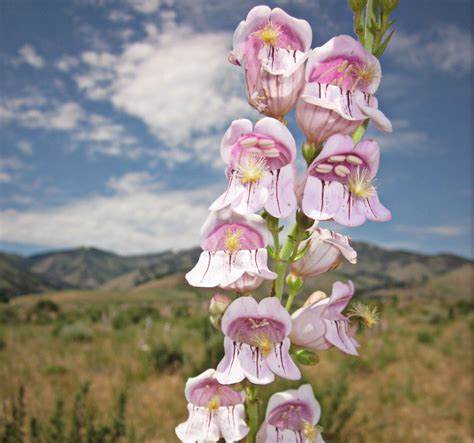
[328,155,346,163]
[347,167,376,199]
[302,420,318,440]
[315,163,333,173]
[254,334,273,357]
[334,164,350,177]
[240,137,258,148]
[224,228,242,253]
[237,155,267,184]
[253,22,281,46]
[207,395,220,412]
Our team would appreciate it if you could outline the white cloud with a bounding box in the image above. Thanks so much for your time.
[388,25,472,75]
[130,0,160,14]
[0,172,12,183]
[107,9,134,22]
[18,44,45,69]
[74,20,254,166]
[0,175,219,254]
[17,140,33,156]
[0,97,143,159]
[106,171,160,194]
[0,99,85,131]
[395,223,469,237]
[56,55,80,72]
[370,119,431,152]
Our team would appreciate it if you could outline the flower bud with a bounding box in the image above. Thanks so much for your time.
[286,273,303,292]
[348,0,367,12]
[302,141,317,165]
[382,0,399,14]
[209,293,232,316]
[294,349,320,366]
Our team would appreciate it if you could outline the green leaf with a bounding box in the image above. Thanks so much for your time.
[374,28,396,57]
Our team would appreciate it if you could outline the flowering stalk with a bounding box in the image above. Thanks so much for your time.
[177,3,398,441]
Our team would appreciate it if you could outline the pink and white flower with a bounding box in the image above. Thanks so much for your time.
[185,208,276,290]
[175,368,249,442]
[291,227,357,278]
[210,118,297,218]
[256,384,324,443]
[290,281,359,355]
[296,35,392,144]
[229,5,312,118]
[216,296,301,385]
[302,134,391,227]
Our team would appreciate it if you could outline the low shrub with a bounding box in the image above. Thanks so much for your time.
[149,342,184,372]
[56,322,93,342]
[111,305,160,330]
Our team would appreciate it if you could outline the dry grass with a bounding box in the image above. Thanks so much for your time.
[1,288,473,442]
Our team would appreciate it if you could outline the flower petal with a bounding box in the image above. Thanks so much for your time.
[353,139,380,178]
[185,251,227,288]
[324,280,355,318]
[217,404,249,442]
[239,343,275,385]
[254,118,297,163]
[221,296,259,335]
[216,337,246,385]
[333,190,366,227]
[220,119,253,164]
[265,164,297,218]
[257,297,292,335]
[175,404,220,442]
[265,338,301,380]
[358,99,392,132]
[323,319,359,356]
[362,192,392,222]
[209,171,246,212]
[302,176,344,220]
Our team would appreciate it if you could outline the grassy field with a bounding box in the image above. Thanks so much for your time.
[0,279,473,442]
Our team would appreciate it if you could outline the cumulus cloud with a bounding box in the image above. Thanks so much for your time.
[388,25,472,75]
[0,172,12,183]
[17,140,33,156]
[18,44,45,68]
[0,175,219,254]
[0,99,85,130]
[368,119,431,153]
[74,19,254,166]
[0,97,143,159]
[55,55,80,72]
[395,223,469,237]
[129,0,161,14]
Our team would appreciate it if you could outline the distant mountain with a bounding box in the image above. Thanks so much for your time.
[0,243,471,300]
[0,253,64,301]
[27,247,164,290]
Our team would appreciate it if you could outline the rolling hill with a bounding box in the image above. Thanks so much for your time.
[0,243,471,300]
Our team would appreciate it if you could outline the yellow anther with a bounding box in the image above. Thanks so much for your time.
[254,335,273,357]
[207,396,220,412]
[237,156,267,184]
[224,228,242,253]
[302,421,318,441]
[254,23,281,46]
[347,168,376,199]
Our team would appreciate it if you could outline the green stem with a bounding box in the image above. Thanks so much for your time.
[285,286,299,311]
[352,119,369,144]
[274,213,312,300]
[245,385,260,443]
[274,223,299,300]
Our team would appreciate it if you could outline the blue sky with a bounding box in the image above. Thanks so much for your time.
[0,0,472,257]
